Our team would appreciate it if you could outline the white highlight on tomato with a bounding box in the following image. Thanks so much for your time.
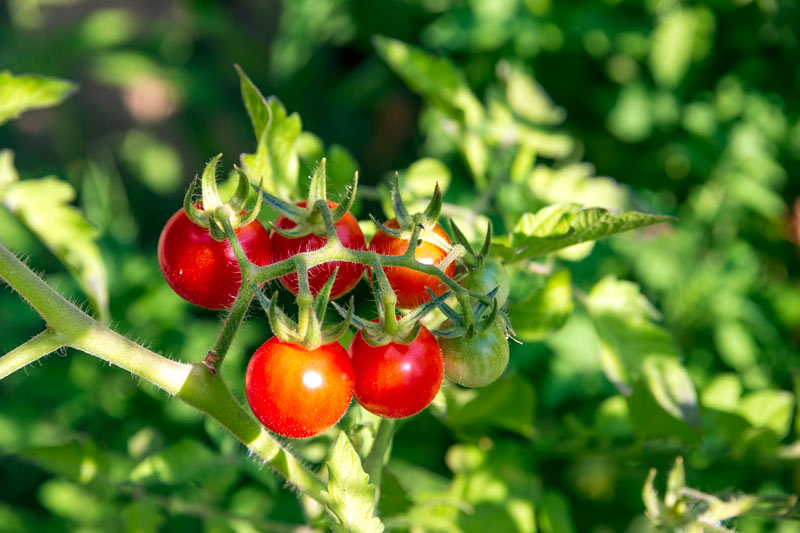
[302,370,323,389]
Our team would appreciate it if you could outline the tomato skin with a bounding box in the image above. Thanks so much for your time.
[460,257,510,307]
[158,207,272,310]
[348,324,443,418]
[270,201,366,299]
[368,219,455,309]
[245,337,354,439]
[439,319,509,388]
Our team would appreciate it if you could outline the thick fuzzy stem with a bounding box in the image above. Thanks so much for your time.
[0,242,326,504]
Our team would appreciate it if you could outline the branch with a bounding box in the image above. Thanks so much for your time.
[0,242,327,503]
[0,329,64,379]
[364,418,395,501]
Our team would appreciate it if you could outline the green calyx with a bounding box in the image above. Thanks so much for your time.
[449,218,509,305]
[433,286,508,340]
[260,158,358,240]
[371,172,443,238]
[251,268,354,351]
[184,153,263,241]
[449,218,493,270]
[332,273,452,347]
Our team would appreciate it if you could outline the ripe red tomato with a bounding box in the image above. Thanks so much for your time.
[368,219,456,308]
[348,324,443,418]
[270,201,366,299]
[245,337,354,439]
[158,207,272,310]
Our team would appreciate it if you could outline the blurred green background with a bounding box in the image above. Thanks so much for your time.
[2,0,800,531]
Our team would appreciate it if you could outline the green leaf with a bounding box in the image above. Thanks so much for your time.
[700,373,742,412]
[440,374,536,437]
[38,479,108,523]
[503,204,674,261]
[649,8,699,88]
[237,68,302,199]
[738,390,795,439]
[0,70,76,126]
[378,468,413,518]
[586,276,699,428]
[525,163,629,212]
[321,432,384,533]
[0,151,109,320]
[501,62,565,125]
[538,491,576,533]
[642,356,700,428]
[373,35,483,127]
[119,129,183,195]
[235,65,271,140]
[19,440,108,484]
[129,439,217,484]
[509,269,573,341]
[606,84,653,143]
[122,499,165,533]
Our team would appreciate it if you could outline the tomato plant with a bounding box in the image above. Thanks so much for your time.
[368,218,456,308]
[438,317,509,388]
[158,207,272,310]
[270,200,366,299]
[245,337,354,439]
[460,257,510,307]
[348,323,443,418]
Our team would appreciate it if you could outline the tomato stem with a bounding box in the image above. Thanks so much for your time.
[295,258,313,339]
[209,280,254,372]
[0,329,64,379]
[364,417,396,502]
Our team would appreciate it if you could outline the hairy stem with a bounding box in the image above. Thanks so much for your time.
[0,329,64,379]
[209,280,254,371]
[364,418,395,499]
[177,363,327,501]
[0,242,326,504]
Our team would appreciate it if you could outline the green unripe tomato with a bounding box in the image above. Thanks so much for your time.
[439,318,509,388]
[460,257,510,307]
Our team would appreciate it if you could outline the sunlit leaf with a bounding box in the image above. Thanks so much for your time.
[501,62,565,125]
[642,356,700,427]
[649,7,699,88]
[525,163,628,211]
[700,373,742,412]
[606,84,652,143]
[495,203,673,261]
[237,67,301,199]
[38,479,108,523]
[0,151,109,320]
[374,35,483,127]
[738,390,794,439]
[20,440,108,484]
[0,70,76,126]
[586,276,699,427]
[509,269,573,341]
[269,0,355,80]
[321,432,384,533]
[129,439,217,484]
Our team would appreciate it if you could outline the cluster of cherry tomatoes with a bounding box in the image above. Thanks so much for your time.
[158,190,509,439]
